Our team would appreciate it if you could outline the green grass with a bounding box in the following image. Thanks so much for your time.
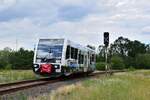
[0,70,37,84]
[31,70,150,100]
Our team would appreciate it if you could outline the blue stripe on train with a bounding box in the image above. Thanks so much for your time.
[70,63,78,68]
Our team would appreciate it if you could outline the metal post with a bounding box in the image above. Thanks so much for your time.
[105,47,112,76]
[105,46,108,75]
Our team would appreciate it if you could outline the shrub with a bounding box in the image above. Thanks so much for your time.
[127,66,136,72]
[4,64,12,70]
[111,56,125,70]
[124,57,135,69]
[135,54,150,69]
[96,62,106,70]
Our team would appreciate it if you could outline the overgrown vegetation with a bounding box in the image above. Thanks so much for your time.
[28,70,150,100]
[135,54,150,69]
[0,47,34,69]
[97,36,150,70]
[96,62,105,70]
[111,56,125,69]
[0,70,37,84]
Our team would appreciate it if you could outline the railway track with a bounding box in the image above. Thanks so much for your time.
[0,70,125,96]
[0,77,63,96]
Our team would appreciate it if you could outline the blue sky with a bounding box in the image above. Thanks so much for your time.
[0,0,150,50]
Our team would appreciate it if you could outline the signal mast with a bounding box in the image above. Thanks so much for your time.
[104,32,110,75]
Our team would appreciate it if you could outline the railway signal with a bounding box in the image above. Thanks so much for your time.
[104,32,109,47]
[103,32,110,75]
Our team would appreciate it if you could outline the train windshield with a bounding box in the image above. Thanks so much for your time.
[36,39,64,63]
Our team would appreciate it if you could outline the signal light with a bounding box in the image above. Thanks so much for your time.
[104,32,109,47]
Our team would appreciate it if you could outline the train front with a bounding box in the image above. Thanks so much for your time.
[33,39,64,77]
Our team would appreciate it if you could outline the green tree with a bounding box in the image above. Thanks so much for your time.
[0,47,34,70]
[111,56,125,70]
[0,47,12,69]
[110,37,147,68]
[135,54,150,69]
[146,44,150,53]
[128,40,146,57]
[96,62,106,70]
[110,37,130,57]
[9,48,34,69]
[97,45,105,62]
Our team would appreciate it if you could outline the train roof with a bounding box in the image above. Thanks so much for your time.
[67,39,95,52]
[38,38,95,53]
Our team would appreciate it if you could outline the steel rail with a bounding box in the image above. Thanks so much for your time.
[0,78,53,88]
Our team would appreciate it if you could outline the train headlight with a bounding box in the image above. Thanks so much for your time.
[54,65,58,68]
[54,65,60,69]
[34,64,39,68]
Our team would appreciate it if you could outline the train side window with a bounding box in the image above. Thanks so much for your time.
[90,55,92,64]
[81,55,84,64]
[74,48,78,59]
[84,55,87,65]
[79,52,84,64]
[70,47,78,59]
[78,52,81,64]
[71,47,74,59]
[90,54,95,64]
[92,54,95,62]
[66,45,70,59]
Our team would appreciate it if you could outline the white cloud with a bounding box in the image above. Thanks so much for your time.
[0,0,16,11]
[0,0,150,50]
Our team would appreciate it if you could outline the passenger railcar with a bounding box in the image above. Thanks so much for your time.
[33,38,96,77]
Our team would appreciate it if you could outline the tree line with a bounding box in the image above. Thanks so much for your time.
[0,36,149,70]
[96,36,150,70]
[0,47,34,70]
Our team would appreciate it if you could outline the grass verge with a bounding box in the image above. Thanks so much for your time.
[30,70,150,100]
[0,70,37,84]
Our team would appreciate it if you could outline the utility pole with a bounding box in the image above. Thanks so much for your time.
[15,39,18,51]
[104,32,109,75]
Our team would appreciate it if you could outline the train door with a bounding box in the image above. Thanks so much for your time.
[84,54,88,68]
[83,52,90,72]
[88,52,90,67]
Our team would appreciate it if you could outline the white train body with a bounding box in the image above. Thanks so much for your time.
[33,38,96,76]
